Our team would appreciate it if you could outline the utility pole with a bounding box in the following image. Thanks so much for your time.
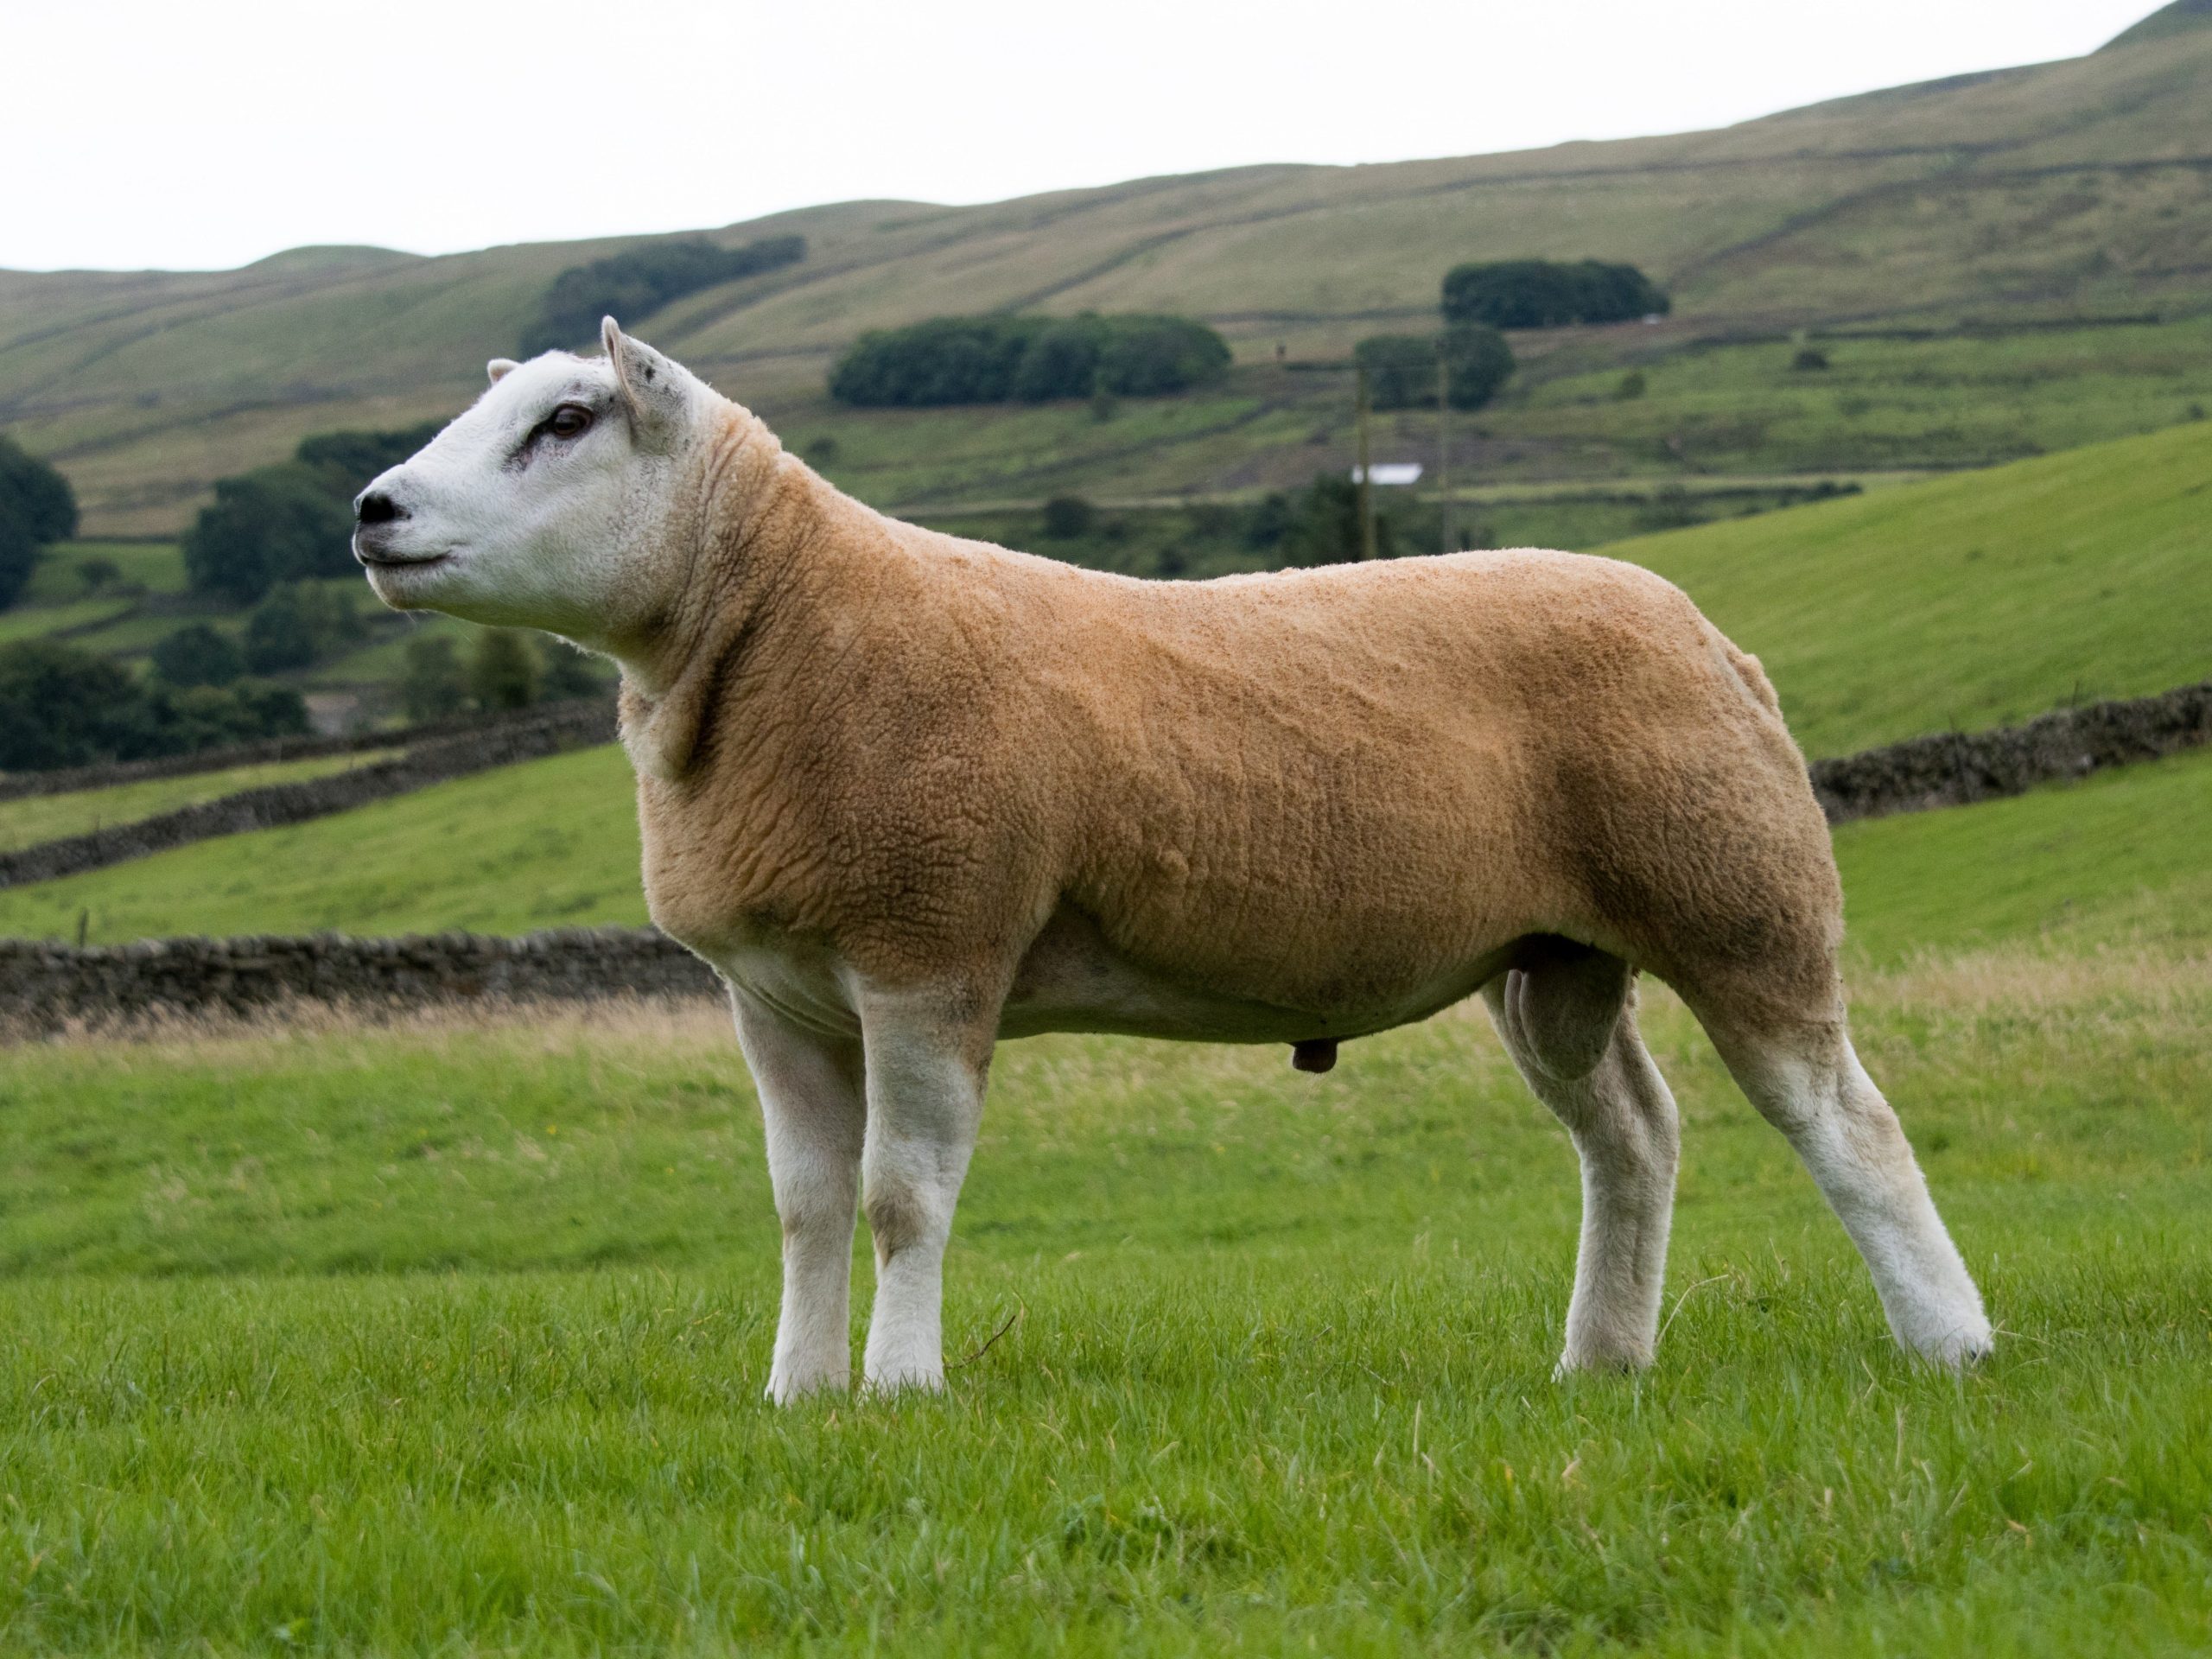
[1436,344,1453,555]
[1355,359,1377,562]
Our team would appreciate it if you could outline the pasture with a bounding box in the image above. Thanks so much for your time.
[0,741,2206,1651]
[0,907,2206,1650]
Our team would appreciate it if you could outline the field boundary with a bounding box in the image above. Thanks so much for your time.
[0,700,617,892]
[0,926,715,1038]
[0,696,619,805]
[1808,678,2212,823]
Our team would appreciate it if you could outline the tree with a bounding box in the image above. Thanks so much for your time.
[0,640,306,771]
[537,637,605,702]
[244,587,321,672]
[294,422,441,499]
[830,314,1232,408]
[182,464,355,603]
[830,317,1045,408]
[401,635,469,723]
[152,624,247,688]
[1441,259,1669,330]
[1093,316,1231,397]
[1354,327,1515,411]
[1354,335,1440,410]
[1280,474,1397,568]
[1040,495,1096,539]
[0,435,75,613]
[156,680,309,752]
[77,556,122,594]
[0,505,35,613]
[1439,325,1516,410]
[469,629,541,710]
[0,435,78,544]
[0,641,154,769]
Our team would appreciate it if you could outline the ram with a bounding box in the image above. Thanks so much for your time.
[352,321,1989,1401]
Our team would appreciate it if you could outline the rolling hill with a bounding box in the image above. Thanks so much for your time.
[3,4,2209,534]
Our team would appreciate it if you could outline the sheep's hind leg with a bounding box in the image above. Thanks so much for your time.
[1484,944,1681,1374]
[1695,1001,1990,1368]
[733,991,868,1403]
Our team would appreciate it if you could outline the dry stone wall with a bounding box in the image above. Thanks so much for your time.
[0,697,618,804]
[0,927,720,1036]
[1809,680,2212,823]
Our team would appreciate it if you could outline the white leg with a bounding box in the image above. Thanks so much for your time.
[1707,1015,1990,1367]
[1484,954,1680,1372]
[855,988,992,1394]
[732,991,867,1403]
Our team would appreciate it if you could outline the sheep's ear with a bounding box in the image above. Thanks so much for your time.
[601,317,690,437]
[486,358,519,385]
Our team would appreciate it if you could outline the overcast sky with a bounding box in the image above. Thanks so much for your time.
[3,0,2165,273]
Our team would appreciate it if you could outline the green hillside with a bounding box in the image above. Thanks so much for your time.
[4,16,2210,534]
[1612,416,2212,753]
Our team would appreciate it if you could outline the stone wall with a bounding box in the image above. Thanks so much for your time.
[1810,680,2212,823]
[0,927,719,1036]
[0,697,617,804]
[0,700,618,890]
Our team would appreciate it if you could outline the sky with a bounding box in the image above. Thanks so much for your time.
[3,0,2168,273]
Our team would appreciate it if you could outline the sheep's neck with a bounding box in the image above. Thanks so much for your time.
[615,406,845,783]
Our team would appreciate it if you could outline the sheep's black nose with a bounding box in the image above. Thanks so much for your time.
[355,489,404,525]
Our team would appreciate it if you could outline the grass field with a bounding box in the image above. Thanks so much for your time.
[0,858,2204,1649]
[0,745,644,943]
[1612,417,2212,754]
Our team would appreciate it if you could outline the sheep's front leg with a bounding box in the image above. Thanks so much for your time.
[733,991,867,1403]
[855,987,993,1394]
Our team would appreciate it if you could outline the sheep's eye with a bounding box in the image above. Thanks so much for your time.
[545,404,593,440]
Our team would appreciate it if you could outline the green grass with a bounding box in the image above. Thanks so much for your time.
[0,745,645,943]
[0,594,136,645]
[21,541,188,603]
[1836,746,2212,963]
[1611,418,2212,755]
[0,918,2203,1650]
[0,750,402,854]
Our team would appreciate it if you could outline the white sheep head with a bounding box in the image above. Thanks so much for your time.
[352,318,714,659]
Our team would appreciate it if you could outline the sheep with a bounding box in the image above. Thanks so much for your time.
[352,319,1991,1400]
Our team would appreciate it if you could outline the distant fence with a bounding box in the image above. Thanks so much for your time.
[1810,679,2212,824]
[0,927,718,1037]
[0,700,617,891]
[0,697,618,805]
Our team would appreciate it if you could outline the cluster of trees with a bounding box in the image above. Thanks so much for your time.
[830,314,1232,408]
[181,422,438,605]
[519,235,805,356]
[150,583,368,689]
[1440,259,1669,331]
[1353,327,1516,411]
[0,639,307,772]
[0,435,79,611]
[397,629,604,724]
